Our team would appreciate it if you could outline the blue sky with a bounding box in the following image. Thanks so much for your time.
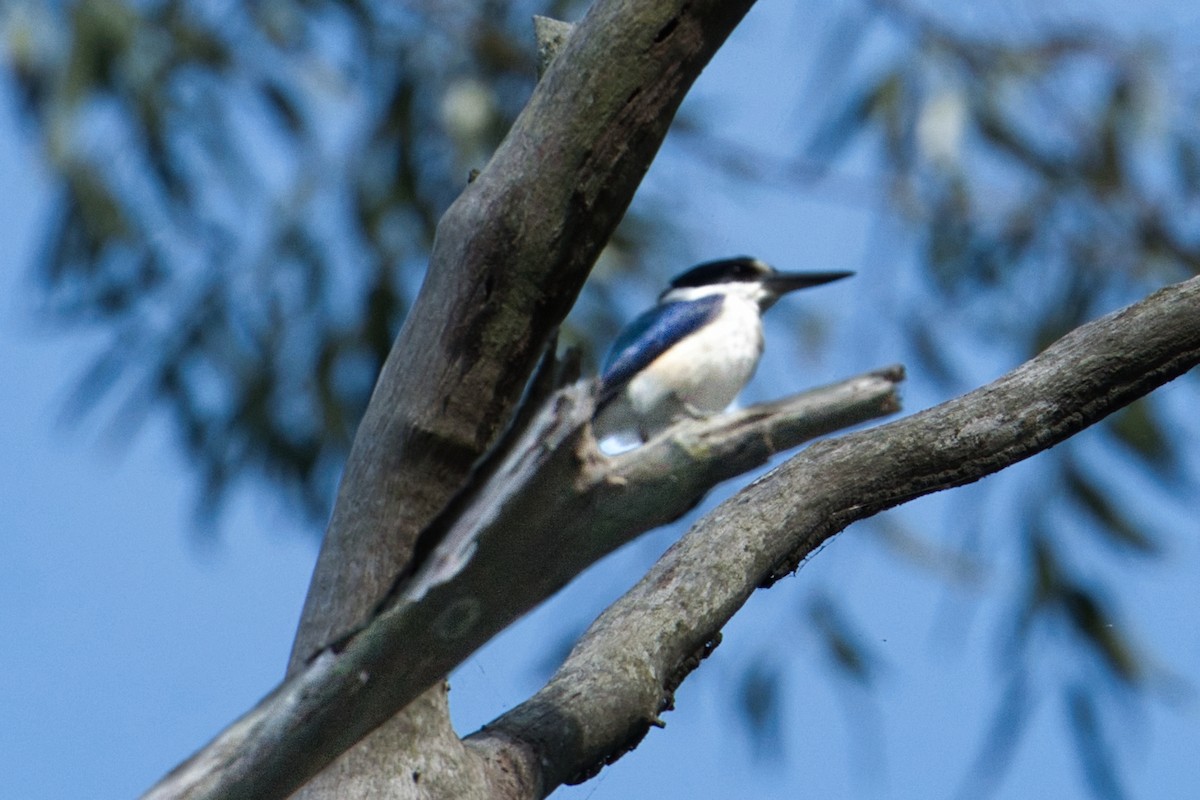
[0,120,316,798]
[2,2,1198,799]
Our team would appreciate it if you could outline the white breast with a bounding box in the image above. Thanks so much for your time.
[622,294,764,432]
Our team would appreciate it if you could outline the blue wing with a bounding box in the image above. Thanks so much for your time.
[597,295,724,408]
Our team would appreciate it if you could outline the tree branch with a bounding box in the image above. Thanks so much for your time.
[290,0,759,672]
[471,275,1200,794]
[138,3,770,797]
[141,368,901,800]
[282,3,758,794]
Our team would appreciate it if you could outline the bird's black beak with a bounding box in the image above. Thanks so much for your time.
[762,270,854,305]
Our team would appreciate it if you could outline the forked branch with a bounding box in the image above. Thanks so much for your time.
[142,368,903,800]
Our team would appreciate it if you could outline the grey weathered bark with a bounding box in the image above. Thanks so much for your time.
[288,0,758,675]
[141,369,904,800]
[277,0,753,799]
[279,1,758,798]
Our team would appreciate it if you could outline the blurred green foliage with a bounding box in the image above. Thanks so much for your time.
[3,0,624,519]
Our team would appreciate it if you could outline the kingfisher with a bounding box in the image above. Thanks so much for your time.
[592,257,853,443]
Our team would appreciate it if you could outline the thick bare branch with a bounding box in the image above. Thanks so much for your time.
[291,0,759,672]
[472,275,1200,793]
[282,3,758,793]
[141,368,901,800]
[141,3,766,797]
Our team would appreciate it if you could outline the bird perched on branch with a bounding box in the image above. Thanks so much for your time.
[592,257,853,444]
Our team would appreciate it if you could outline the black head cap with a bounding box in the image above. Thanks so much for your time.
[668,257,774,289]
